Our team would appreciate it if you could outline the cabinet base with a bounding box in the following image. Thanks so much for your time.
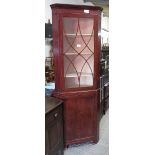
[65,136,99,148]
[53,89,100,148]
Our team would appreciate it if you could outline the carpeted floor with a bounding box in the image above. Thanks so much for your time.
[64,110,109,155]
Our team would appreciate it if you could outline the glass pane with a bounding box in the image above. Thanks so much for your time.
[63,17,94,88]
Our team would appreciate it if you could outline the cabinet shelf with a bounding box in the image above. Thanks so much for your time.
[66,84,92,87]
[65,72,93,77]
[64,52,93,55]
[64,33,93,36]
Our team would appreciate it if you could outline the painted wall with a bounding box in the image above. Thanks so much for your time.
[101,15,109,45]
[102,5,109,17]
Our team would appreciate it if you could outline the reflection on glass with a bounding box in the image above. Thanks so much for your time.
[63,17,94,88]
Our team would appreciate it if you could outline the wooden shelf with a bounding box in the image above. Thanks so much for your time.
[64,52,93,55]
[64,33,93,36]
[65,72,93,77]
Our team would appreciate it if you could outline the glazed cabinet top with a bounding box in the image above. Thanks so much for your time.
[51,4,102,92]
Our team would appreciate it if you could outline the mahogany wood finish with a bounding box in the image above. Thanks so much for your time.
[51,4,102,146]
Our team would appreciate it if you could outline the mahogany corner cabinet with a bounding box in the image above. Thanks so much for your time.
[50,4,103,147]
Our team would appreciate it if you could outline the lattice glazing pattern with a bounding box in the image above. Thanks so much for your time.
[63,17,94,88]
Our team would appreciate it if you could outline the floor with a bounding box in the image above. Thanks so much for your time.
[64,110,109,155]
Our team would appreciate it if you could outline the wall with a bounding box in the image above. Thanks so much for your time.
[102,5,109,17]
[101,15,109,45]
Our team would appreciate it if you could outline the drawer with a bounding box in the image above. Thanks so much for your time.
[46,105,62,124]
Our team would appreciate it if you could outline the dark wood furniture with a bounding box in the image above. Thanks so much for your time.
[100,75,104,117]
[104,82,109,112]
[45,23,52,38]
[100,46,109,116]
[100,58,104,117]
[103,47,109,113]
[45,97,64,155]
[51,4,102,147]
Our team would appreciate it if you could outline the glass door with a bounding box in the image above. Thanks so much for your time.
[63,17,94,89]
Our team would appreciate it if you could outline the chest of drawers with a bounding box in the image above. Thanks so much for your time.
[45,97,64,155]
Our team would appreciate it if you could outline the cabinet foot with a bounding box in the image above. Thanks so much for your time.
[64,144,69,148]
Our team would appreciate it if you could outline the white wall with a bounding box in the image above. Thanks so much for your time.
[45,39,52,57]
[101,15,109,45]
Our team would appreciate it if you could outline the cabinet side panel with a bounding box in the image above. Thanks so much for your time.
[94,12,102,89]
[52,9,61,90]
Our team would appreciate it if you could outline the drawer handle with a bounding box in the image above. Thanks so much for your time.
[54,113,58,118]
